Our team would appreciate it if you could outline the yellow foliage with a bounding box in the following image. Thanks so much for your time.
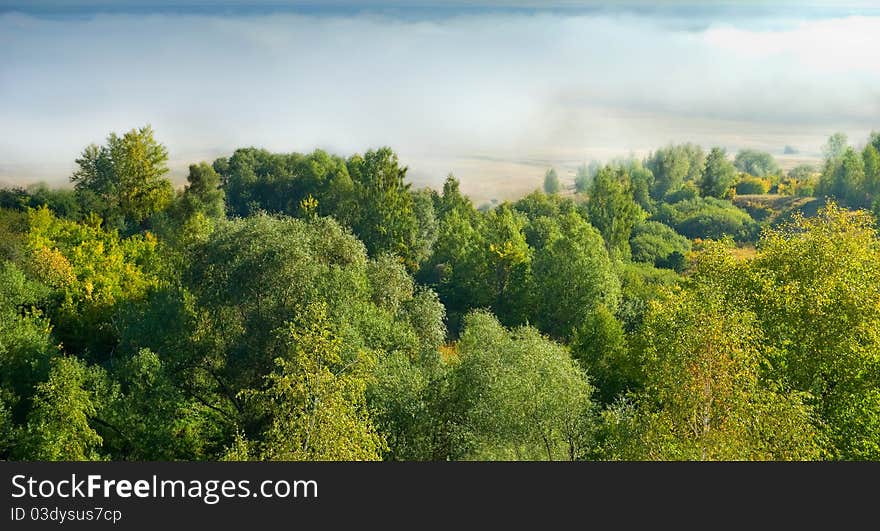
[29,245,76,288]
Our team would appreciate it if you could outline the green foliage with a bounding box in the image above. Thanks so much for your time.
[733,149,781,178]
[740,203,880,459]
[181,162,226,220]
[100,348,219,460]
[177,214,435,457]
[71,125,173,231]
[10,130,880,463]
[616,261,681,334]
[780,165,818,197]
[628,161,655,211]
[818,147,867,207]
[368,350,450,460]
[528,212,621,339]
[0,184,82,220]
[514,190,576,221]
[418,178,487,333]
[653,196,758,242]
[221,148,354,220]
[646,143,704,200]
[452,311,594,460]
[602,286,821,460]
[574,161,601,194]
[823,132,848,161]
[348,147,423,269]
[543,168,561,195]
[571,305,631,405]
[587,165,645,259]
[239,303,386,461]
[699,147,737,198]
[23,356,107,461]
[0,262,57,451]
[22,207,164,358]
[629,221,691,270]
[735,175,772,195]
[862,144,880,199]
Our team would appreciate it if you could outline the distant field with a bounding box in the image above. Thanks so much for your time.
[409,152,825,206]
[775,154,823,172]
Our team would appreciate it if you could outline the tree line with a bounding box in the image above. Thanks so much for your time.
[1,125,879,460]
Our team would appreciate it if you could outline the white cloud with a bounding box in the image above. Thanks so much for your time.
[1,10,878,198]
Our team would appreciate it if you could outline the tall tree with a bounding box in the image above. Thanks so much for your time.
[587,166,644,259]
[818,147,866,207]
[543,168,561,195]
[742,204,880,459]
[646,143,704,200]
[452,311,594,460]
[238,303,386,461]
[71,125,173,230]
[733,149,780,177]
[700,147,737,198]
[823,132,849,161]
[601,284,821,461]
[348,147,421,269]
[529,212,621,339]
[24,357,107,461]
[180,162,226,220]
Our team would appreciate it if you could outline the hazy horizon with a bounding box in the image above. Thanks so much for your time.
[2,1,879,201]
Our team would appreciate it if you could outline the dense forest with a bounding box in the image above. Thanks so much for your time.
[2,126,880,461]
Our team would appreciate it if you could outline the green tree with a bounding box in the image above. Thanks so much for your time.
[239,303,385,461]
[348,147,421,269]
[700,147,737,198]
[603,285,821,460]
[24,356,107,461]
[452,311,594,460]
[180,162,226,220]
[818,147,866,207]
[629,221,690,270]
[177,214,432,457]
[587,166,644,259]
[483,205,530,316]
[646,143,704,200]
[99,348,217,460]
[418,178,487,333]
[22,207,164,359]
[570,305,631,405]
[862,144,880,199]
[0,262,57,457]
[733,149,780,177]
[628,161,655,211]
[740,204,880,459]
[735,175,771,195]
[71,125,173,230]
[529,212,621,339]
[368,348,452,461]
[653,197,757,242]
[823,132,849,161]
[543,168,561,195]
[574,161,601,194]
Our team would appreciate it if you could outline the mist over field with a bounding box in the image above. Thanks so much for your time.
[2,1,879,200]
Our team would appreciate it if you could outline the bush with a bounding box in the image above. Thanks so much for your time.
[653,197,758,242]
[735,175,771,195]
[664,182,699,203]
[629,221,691,271]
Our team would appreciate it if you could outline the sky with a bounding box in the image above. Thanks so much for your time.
[2,1,879,201]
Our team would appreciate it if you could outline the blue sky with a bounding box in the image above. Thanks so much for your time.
[2,1,879,200]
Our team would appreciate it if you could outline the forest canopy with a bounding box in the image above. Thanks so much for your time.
[2,127,880,461]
